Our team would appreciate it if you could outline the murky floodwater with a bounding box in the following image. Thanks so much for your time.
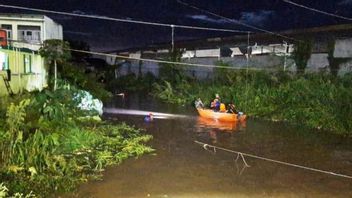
[66,94,352,198]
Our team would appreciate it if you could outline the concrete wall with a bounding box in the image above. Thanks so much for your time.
[184,55,291,69]
[110,36,352,78]
[334,38,352,58]
[44,16,63,40]
[114,51,352,79]
[306,53,330,72]
[117,60,159,77]
[338,59,352,75]
[195,48,220,58]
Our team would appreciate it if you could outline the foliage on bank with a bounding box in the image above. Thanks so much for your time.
[0,87,153,197]
[151,70,352,135]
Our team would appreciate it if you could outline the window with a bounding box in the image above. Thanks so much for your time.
[0,52,9,71]
[18,25,41,43]
[1,24,12,40]
[23,54,32,73]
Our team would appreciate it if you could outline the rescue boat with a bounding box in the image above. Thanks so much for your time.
[196,108,247,122]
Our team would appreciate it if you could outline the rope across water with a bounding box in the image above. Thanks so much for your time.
[195,141,352,179]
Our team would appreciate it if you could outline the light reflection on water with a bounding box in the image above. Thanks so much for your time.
[65,95,352,198]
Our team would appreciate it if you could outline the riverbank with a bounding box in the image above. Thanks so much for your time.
[151,71,352,135]
[0,87,153,197]
[65,94,352,198]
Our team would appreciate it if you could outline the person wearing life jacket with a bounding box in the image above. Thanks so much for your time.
[219,103,226,112]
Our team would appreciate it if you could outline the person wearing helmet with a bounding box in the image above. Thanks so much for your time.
[211,94,221,112]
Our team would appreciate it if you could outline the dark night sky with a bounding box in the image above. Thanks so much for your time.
[0,0,351,51]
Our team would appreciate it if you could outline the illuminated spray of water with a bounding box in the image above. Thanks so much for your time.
[103,108,190,120]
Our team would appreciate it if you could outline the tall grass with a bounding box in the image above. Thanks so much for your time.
[152,71,352,135]
[0,87,154,197]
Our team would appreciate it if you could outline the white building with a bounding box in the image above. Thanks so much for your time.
[0,14,63,96]
[0,14,63,50]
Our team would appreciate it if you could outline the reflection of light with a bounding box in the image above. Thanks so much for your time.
[103,108,189,120]
[196,117,246,132]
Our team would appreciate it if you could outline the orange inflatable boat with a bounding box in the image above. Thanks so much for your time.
[196,108,247,122]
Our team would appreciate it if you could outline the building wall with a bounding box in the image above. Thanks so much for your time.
[0,47,47,97]
[338,59,352,75]
[334,38,352,58]
[0,18,44,50]
[44,16,63,40]
[109,35,352,78]
[195,48,220,58]
[115,52,351,79]
[117,60,159,77]
[306,53,330,72]
[0,15,63,51]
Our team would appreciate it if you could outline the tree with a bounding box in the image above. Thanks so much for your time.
[39,39,71,90]
[214,60,232,84]
[66,39,91,62]
[159,48,185,84]
[327,39,350,77]
[292,40,312,75]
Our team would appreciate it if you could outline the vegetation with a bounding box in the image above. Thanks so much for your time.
[106,72,158,93]
[292,40,313,75]
[39,39,111,101]
[150,67,352,135]
[0,87,153,197]
[327,40,351,77]
[159,49,186,84]
[0,39,153,197]
[39,40,71,91]
[105,44,352,135]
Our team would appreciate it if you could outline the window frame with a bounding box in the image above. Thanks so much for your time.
[23,54,32,73]
[17,25,41,43]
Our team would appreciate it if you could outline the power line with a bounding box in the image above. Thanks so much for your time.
[282,0,352,22]
[3,40,340,72]
[1,39,272,71]
[67,48,273,71]
[176,0,300,42]
[0,4,249,33]
[68,48,341,72]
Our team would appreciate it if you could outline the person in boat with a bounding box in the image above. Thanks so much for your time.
[211,94,221,112]
[144,113,154,122]
[227,102,238,114]
[227,102,244,118]
[194,98,204,109]
[219,103,226,112]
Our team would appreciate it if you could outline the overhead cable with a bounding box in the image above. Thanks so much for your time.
[0,4,249,33]
[67,48,269,71]
[177,0,300,42]
[4,40,339,72]
[282,0,352,22]
[1,39,273,71]
[67,48,341,72]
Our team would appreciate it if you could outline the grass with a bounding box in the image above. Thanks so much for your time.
[0,87,154,197]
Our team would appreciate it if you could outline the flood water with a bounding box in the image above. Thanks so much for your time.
[66,95,352,198]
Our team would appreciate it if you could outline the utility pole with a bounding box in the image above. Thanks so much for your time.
[171,24,175,52]
[283,41,288,71]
